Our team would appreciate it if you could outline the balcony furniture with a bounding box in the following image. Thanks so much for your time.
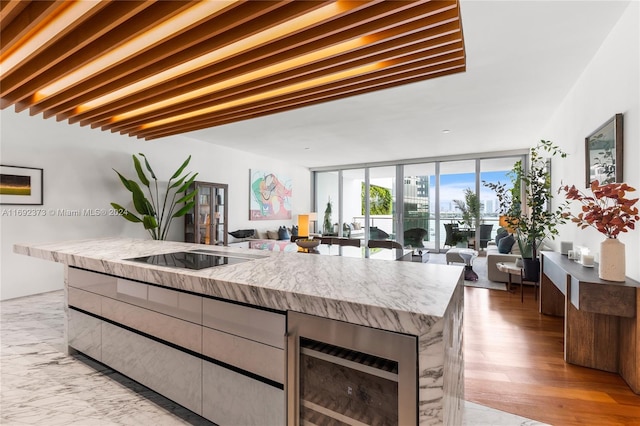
[403,228,428,248]
[478,224,494,250]
[368,240,403,249]
[369,226,390,240]
[445,224,472,248]
[540,251,640,394]
[443,223,459,247]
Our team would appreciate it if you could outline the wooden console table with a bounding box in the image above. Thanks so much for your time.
[540,251,640,394]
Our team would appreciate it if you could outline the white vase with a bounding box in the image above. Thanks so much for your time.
[599,238,626,282]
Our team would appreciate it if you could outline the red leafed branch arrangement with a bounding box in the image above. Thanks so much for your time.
[559,180,639,238]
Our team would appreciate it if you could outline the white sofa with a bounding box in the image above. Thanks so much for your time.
[486,238,552,282]
[486,239,523,282]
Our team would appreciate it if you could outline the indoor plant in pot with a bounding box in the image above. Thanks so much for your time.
[488,141,568,281]
[112,154,198,240]
[559,180,638,281]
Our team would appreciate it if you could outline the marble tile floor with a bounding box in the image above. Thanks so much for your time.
[1,291,546,426]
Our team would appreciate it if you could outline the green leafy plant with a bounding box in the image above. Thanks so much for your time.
[323,198,333,234]
[111,154,198,240]
[483,168,522,218]
[361,183,392,215]
[453,188,482,229]
[515,140,568,259]
[483,141,568,259]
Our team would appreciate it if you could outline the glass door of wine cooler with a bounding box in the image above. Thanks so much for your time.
[287,312,417,425]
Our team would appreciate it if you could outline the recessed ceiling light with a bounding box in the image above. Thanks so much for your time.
[442,129,450,134]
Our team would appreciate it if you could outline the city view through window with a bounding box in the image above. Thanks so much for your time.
[314,155,523,251]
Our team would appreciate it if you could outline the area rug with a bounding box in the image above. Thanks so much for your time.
[428,252,507,291]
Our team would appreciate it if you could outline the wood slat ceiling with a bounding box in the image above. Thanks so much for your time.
[0,0,466,140]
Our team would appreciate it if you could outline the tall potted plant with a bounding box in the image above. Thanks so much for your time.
[111,154,198,240]
[486,141,568,281]
[515,141,569,280]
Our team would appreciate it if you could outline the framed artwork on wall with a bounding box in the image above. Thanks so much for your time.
[249,169,292,220]
[585,113,623,187]
[0,165,43,205]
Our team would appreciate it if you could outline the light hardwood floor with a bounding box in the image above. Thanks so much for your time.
[464,285,640,426]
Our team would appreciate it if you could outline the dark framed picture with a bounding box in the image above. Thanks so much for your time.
[0,165,43,205]
[585,113,623,187]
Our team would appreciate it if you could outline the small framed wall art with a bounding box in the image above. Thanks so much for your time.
[0,165,43,205]
[585,113,623,187]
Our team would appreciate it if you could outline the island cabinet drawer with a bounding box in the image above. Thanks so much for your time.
[202,326,284,384]
[202,360,284,426]
[68,287,101,316]
[68,268,116,297]
[102,321,203,416]
[115,278,202,324]
[101,297,202,354]
[203,298,285,349]
[68,308,102,362]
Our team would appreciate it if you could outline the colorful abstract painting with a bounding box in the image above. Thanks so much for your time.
[249,170,292,220]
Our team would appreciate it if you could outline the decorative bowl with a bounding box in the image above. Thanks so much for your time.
[296,239,320,249]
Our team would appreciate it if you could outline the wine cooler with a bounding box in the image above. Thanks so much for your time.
[287,312,417,425]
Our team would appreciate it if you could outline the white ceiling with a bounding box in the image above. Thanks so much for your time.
[184,0,630,169]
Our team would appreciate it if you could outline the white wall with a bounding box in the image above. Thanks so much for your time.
[0,109,310,300]
[543,1,639,281]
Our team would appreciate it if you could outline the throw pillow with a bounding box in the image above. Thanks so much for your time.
[495,230,509,245]
[278,226,290,241]
[267,230,279,240]
[290,225,298,237]
[498,234,515,254]
[228,229,255,239]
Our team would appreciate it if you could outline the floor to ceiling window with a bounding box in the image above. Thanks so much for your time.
[403,163,435,249]
[315,171,339,235]
[479,157,522,240]
[313,152,525,252]
[366,166,396,241]
[342,168,365,238]
[439,160,477,250]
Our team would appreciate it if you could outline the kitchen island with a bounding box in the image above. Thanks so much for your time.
[14,237,464,425]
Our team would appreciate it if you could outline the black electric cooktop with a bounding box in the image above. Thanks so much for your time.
[126,251,256,270]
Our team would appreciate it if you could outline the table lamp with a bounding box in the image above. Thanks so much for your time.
[298,214,309,238]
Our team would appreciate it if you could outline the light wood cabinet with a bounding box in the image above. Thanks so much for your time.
[185,181,228,246]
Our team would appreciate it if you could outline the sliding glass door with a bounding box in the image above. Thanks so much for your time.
[315,171,339,235]
[403,163,435,249]
[439,160,477,250]
[313,152,526,251]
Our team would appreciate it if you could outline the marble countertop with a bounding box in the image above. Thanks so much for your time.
[14,237,463,335]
